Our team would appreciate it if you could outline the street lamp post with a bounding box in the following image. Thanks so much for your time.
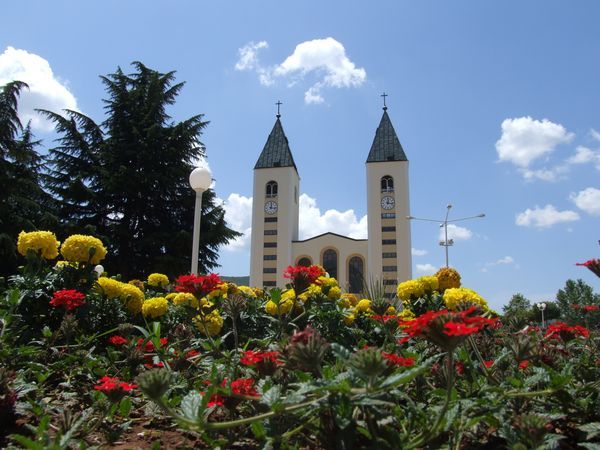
[537,302,547,328]
[189,166,212,275]
[407,204,485,267]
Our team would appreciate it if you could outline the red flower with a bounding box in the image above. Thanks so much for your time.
[136,337,168,352]
[372,315,399,324]
[576,259,600,277]
[545,322,589,341]
[483,360,494,369]
[49,289,86,311]
[381,352,415,367]
[444,322,480,336]
[230,378,259,397]
[583,305,599,312]
[399,307,497,352]
[206,393,224,407]
[455,361,465,375]
[94,376,137,402]
[144,362,165,369]
[186,349,201,359]
[284,265,325,293]
[518,360,529,370]
[175,273,222,298]
[240,350,283,376]
[108,335,128,346]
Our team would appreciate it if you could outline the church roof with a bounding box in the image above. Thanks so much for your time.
[254,117,297,171]
[366,109,407,163]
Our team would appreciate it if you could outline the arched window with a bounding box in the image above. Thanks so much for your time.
[266,181,278,197]
[297,257,312,267]
[381,176,394,193]
[322,249,338,279]
[348,256,364,294]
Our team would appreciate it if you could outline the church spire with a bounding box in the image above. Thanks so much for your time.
[254,109,297,171]
[366,99,407,163]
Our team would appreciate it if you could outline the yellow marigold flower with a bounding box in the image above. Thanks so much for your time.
[435,267,461,291]
[418,276,439,293]
[128,279,145,290]
[60,234,107,265]
[355,299,372,314]
[282,288,296,302]
[253,288,264,298]
[398,308,415,321]
[142,297,169,318]
[165,293,178,302]
[238,286,256,298]
[120,283,145,314]
[147,273,169,288]
[193,310,224,336]
[338,294,354,309]
[173,292,199,308]
[265,298,294,316]
[95,277,122,299]
[396,279,425,303]
[327,286,342,300]
[317,276,338,288]
[386,305,397,315]
[343,313,355,326]
[54,260,79,269]
[442,287,488,311]
[17,231,59,259]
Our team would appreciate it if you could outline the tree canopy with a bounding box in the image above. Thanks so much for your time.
[39,62,240,278]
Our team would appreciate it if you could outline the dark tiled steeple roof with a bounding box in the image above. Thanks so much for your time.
[254,118,297,171]
[366,110,407,163]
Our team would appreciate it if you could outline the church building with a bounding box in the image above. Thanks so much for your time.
[249,102,412,297]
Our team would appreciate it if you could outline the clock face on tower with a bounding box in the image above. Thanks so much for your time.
[381,196,395,210]
[264,201,278,215]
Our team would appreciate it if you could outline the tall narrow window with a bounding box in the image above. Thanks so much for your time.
[266,181,278,197]
[322,249,338,279]
[297,257,312,267]
[381,175,394,193]
[348,256,364,294]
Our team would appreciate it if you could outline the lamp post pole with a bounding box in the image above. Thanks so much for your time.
[537,302,547,328]
[189,166,212,275]
[407,204,485,268]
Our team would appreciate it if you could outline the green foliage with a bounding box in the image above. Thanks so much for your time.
[42,62,241,279]
[0,81,57,278]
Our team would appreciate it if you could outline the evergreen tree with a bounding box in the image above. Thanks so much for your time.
[45,62,240,279]
[556,279,600,326]
[0,81,56,278]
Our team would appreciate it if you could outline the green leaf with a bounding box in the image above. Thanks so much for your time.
[119,397,132,417]
[180,391,204,423]
[579,444,600,450]
[380,363,430,389]
[330,343,351,360]
[261,385,283,412]
[251,421,267,439]
[579,423,600,440]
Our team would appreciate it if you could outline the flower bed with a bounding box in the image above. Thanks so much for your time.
[0,231,598,448]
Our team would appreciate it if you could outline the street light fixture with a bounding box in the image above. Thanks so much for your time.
[407,204,485,267]
[189,166,212,274]
[536,302,547,328]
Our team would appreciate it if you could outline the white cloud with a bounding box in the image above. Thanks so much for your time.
[590,129,600,142]
[515,204,580,228]
[520,165,569,182]
[235,37,366,104]
[299,193,367,239]
[0,46,78,131]
[415,263,437,275]
[438,224,473,241]
[567,146,600,171]
[221,193,253,252]
[570,187,600,216]
[411,248,427,256]
[496,116,574,168]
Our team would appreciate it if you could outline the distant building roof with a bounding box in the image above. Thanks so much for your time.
[254,117,297,171]
[366,109,407,163]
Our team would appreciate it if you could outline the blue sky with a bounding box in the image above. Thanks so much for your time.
[2,1,599,310]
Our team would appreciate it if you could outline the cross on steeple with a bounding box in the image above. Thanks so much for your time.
[381,92,388,110]
[276,100,282,118]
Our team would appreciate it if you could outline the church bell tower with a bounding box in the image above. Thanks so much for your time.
[366,99,412,295]
[249,107,300,288]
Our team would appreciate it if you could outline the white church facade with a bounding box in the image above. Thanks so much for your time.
[249,104,412,297]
